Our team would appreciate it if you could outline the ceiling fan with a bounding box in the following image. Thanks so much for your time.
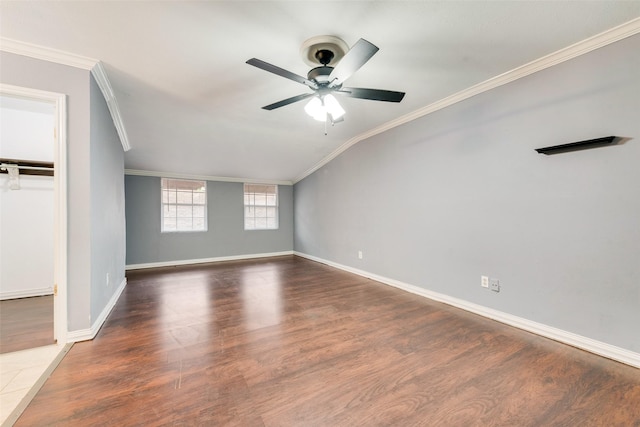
[246,36,405,125]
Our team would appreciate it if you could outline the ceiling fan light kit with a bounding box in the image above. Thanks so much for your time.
[304,94,345,122]
[246,35,405,129]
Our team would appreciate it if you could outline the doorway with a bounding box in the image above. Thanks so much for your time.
[0,84,67,351]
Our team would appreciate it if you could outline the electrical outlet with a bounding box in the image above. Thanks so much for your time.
[490,278,500,293]
[358,251,363,259]
[481,276,489,288]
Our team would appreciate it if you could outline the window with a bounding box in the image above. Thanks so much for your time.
[244,184,278,230]
[161,178,207,232]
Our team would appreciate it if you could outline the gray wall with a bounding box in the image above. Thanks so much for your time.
[294,34,640,353]
[1,51,92,331]
[0,52,126,333]
[89,75,126,323]
[125,176,293,265]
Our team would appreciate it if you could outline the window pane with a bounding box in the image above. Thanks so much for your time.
[177,217,193,230]
[193,206,205,217]
[163,217,177,231]
[164,205,177,218]
[255,206,267,218]
[161,178,207,232]
[244,183,278,230]
[177,205,193,217]
[246,184,276,194]
[193,192,206,204]
[177,191,193,204]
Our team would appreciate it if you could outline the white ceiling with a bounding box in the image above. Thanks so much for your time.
[1,1,639,183]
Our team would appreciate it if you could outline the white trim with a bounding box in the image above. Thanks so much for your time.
[53,91,68,345]
[66,327,93,343]
[91,62,131,152]
[0,288,53,301]
[126,251,294,271]
[67,277,127,342]
[0,37,97,70]
[294,251,640,369]
[125,169,293,186]
[293,17,640,183]
[0,83,69,345]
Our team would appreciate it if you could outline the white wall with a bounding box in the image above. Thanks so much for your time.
[0,95,55,299]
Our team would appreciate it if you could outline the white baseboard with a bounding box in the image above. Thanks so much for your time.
[67,277,127,343]
[294,251,640,369]
[0,287,53,300]
[125,251,294,271]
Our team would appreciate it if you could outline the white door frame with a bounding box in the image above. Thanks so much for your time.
[1,83,68,345]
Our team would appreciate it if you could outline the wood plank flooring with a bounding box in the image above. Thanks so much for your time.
[16,256,640,426]
[0,295,54,354]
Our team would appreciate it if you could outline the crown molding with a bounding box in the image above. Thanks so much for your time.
[1,38,131,152]
[293,16,640,184]
[91,62,131,151]
[0,37,97,70]
[125,169,293,186]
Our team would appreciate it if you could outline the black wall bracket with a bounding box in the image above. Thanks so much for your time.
[535,136,617,155]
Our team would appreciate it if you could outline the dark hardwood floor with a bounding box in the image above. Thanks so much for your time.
[16,256,640,426]
[0,295,54,354]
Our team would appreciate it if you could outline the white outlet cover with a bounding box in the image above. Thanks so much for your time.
[481,276,489,288]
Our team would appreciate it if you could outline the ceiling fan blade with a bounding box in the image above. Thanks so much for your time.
[247,58,317,89]
[337,87,405,102]
[328,39,379,87]
[262,93,315,110]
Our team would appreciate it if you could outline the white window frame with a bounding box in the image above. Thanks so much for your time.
[161,178,207,233]
[244,183,279,230]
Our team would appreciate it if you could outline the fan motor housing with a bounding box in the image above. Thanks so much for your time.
[315,49,334,65]
[307,66,333,84]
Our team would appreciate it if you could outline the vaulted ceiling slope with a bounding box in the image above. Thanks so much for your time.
[1,2,639,183]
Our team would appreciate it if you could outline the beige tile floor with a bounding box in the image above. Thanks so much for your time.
[0,345,65,426]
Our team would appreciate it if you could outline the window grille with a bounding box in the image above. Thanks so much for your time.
[161,178,207,232]
[244,183,278,230]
